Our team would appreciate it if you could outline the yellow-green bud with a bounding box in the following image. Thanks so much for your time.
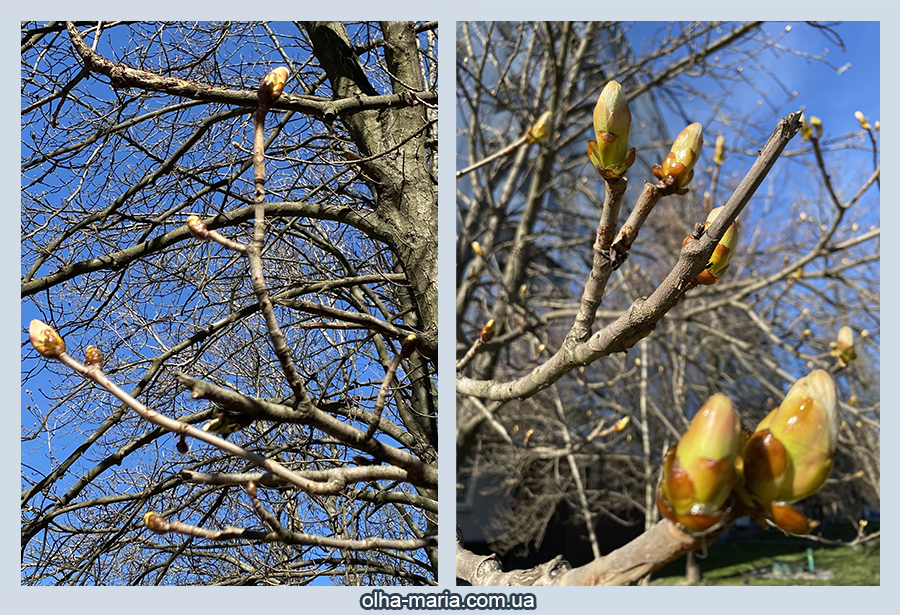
[800,114,813,142]
[855,111,871,130]
[743,370,839,504]
[657,393,742,532]
[809,116,823,139]
[527,111,552,143]
[658,123,703,188]
[682,206,738,285]
[587,81,635,177]
[713,135,725,165]
[203,412,250,436]
[29,320,66,359]
[833,326,856,365]
[144,512,169,534]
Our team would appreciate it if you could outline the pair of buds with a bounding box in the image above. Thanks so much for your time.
[657,370,839,535]
[586,81,704,194]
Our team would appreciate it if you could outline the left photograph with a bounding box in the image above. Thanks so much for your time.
[22,21,438,585]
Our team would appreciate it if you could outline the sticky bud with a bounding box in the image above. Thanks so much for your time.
[713,135,725,165]
[480,319,495,342]
[743,370,839,506]
[800,114,813,142]
[809,116,823,139]
[144,512,169,534]
[855,111,871,130]
[84,345,103,369]
[587,81,635,177]
[528,111,552,143]
[203,412,251,436]
[615,416,630,432]
[471,240,484,258]
[657,394,742,532]
[258,67,289,109]
[654,123,703,190]
[400,334,418,359]
[187,215,209,240]
[832,326,856,365]
[29,320,66,359]
[523,428,535,445]
[681,206,738,285]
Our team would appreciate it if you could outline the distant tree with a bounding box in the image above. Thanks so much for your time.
[455,21,878,586]
[22,21,438,586]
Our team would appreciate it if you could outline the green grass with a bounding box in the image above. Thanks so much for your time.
[649,520,879,586]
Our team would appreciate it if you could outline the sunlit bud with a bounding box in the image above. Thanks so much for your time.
[144,512,169,534]
[743,370,839,505]
[657,394,742,532]
[523,428,535,446]
[84,345,103,369]
[852,223,859,232]
[801,309,809,317]
[29,320,66,359]
[800,114,813,142]
[615,416,630,432]
[847,395,857,405]
[799,212,807,221]
[258,66,289,108]
[809,116,823,139]
[682,206,738,285]
[400,334,418,359]
[527,111,552,143]
[634,358,641,367]
[855,111,871,130]
[480,319,495,342]
[587,81,635,177]
[203,412,250,436]
[471,240,484,258]
[519,284,528,299]
[874,121,880,131]
[713,135,725,165]
[537,343,546,355]
[656,123,703,189]
[801,329,811,339]
[833,326,856,365]
[187,215,209,240]
[861,329,869,338]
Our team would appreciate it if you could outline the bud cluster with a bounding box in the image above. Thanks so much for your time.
[657,370,840,535]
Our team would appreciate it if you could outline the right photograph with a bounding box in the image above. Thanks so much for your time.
[456,21,879,586]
